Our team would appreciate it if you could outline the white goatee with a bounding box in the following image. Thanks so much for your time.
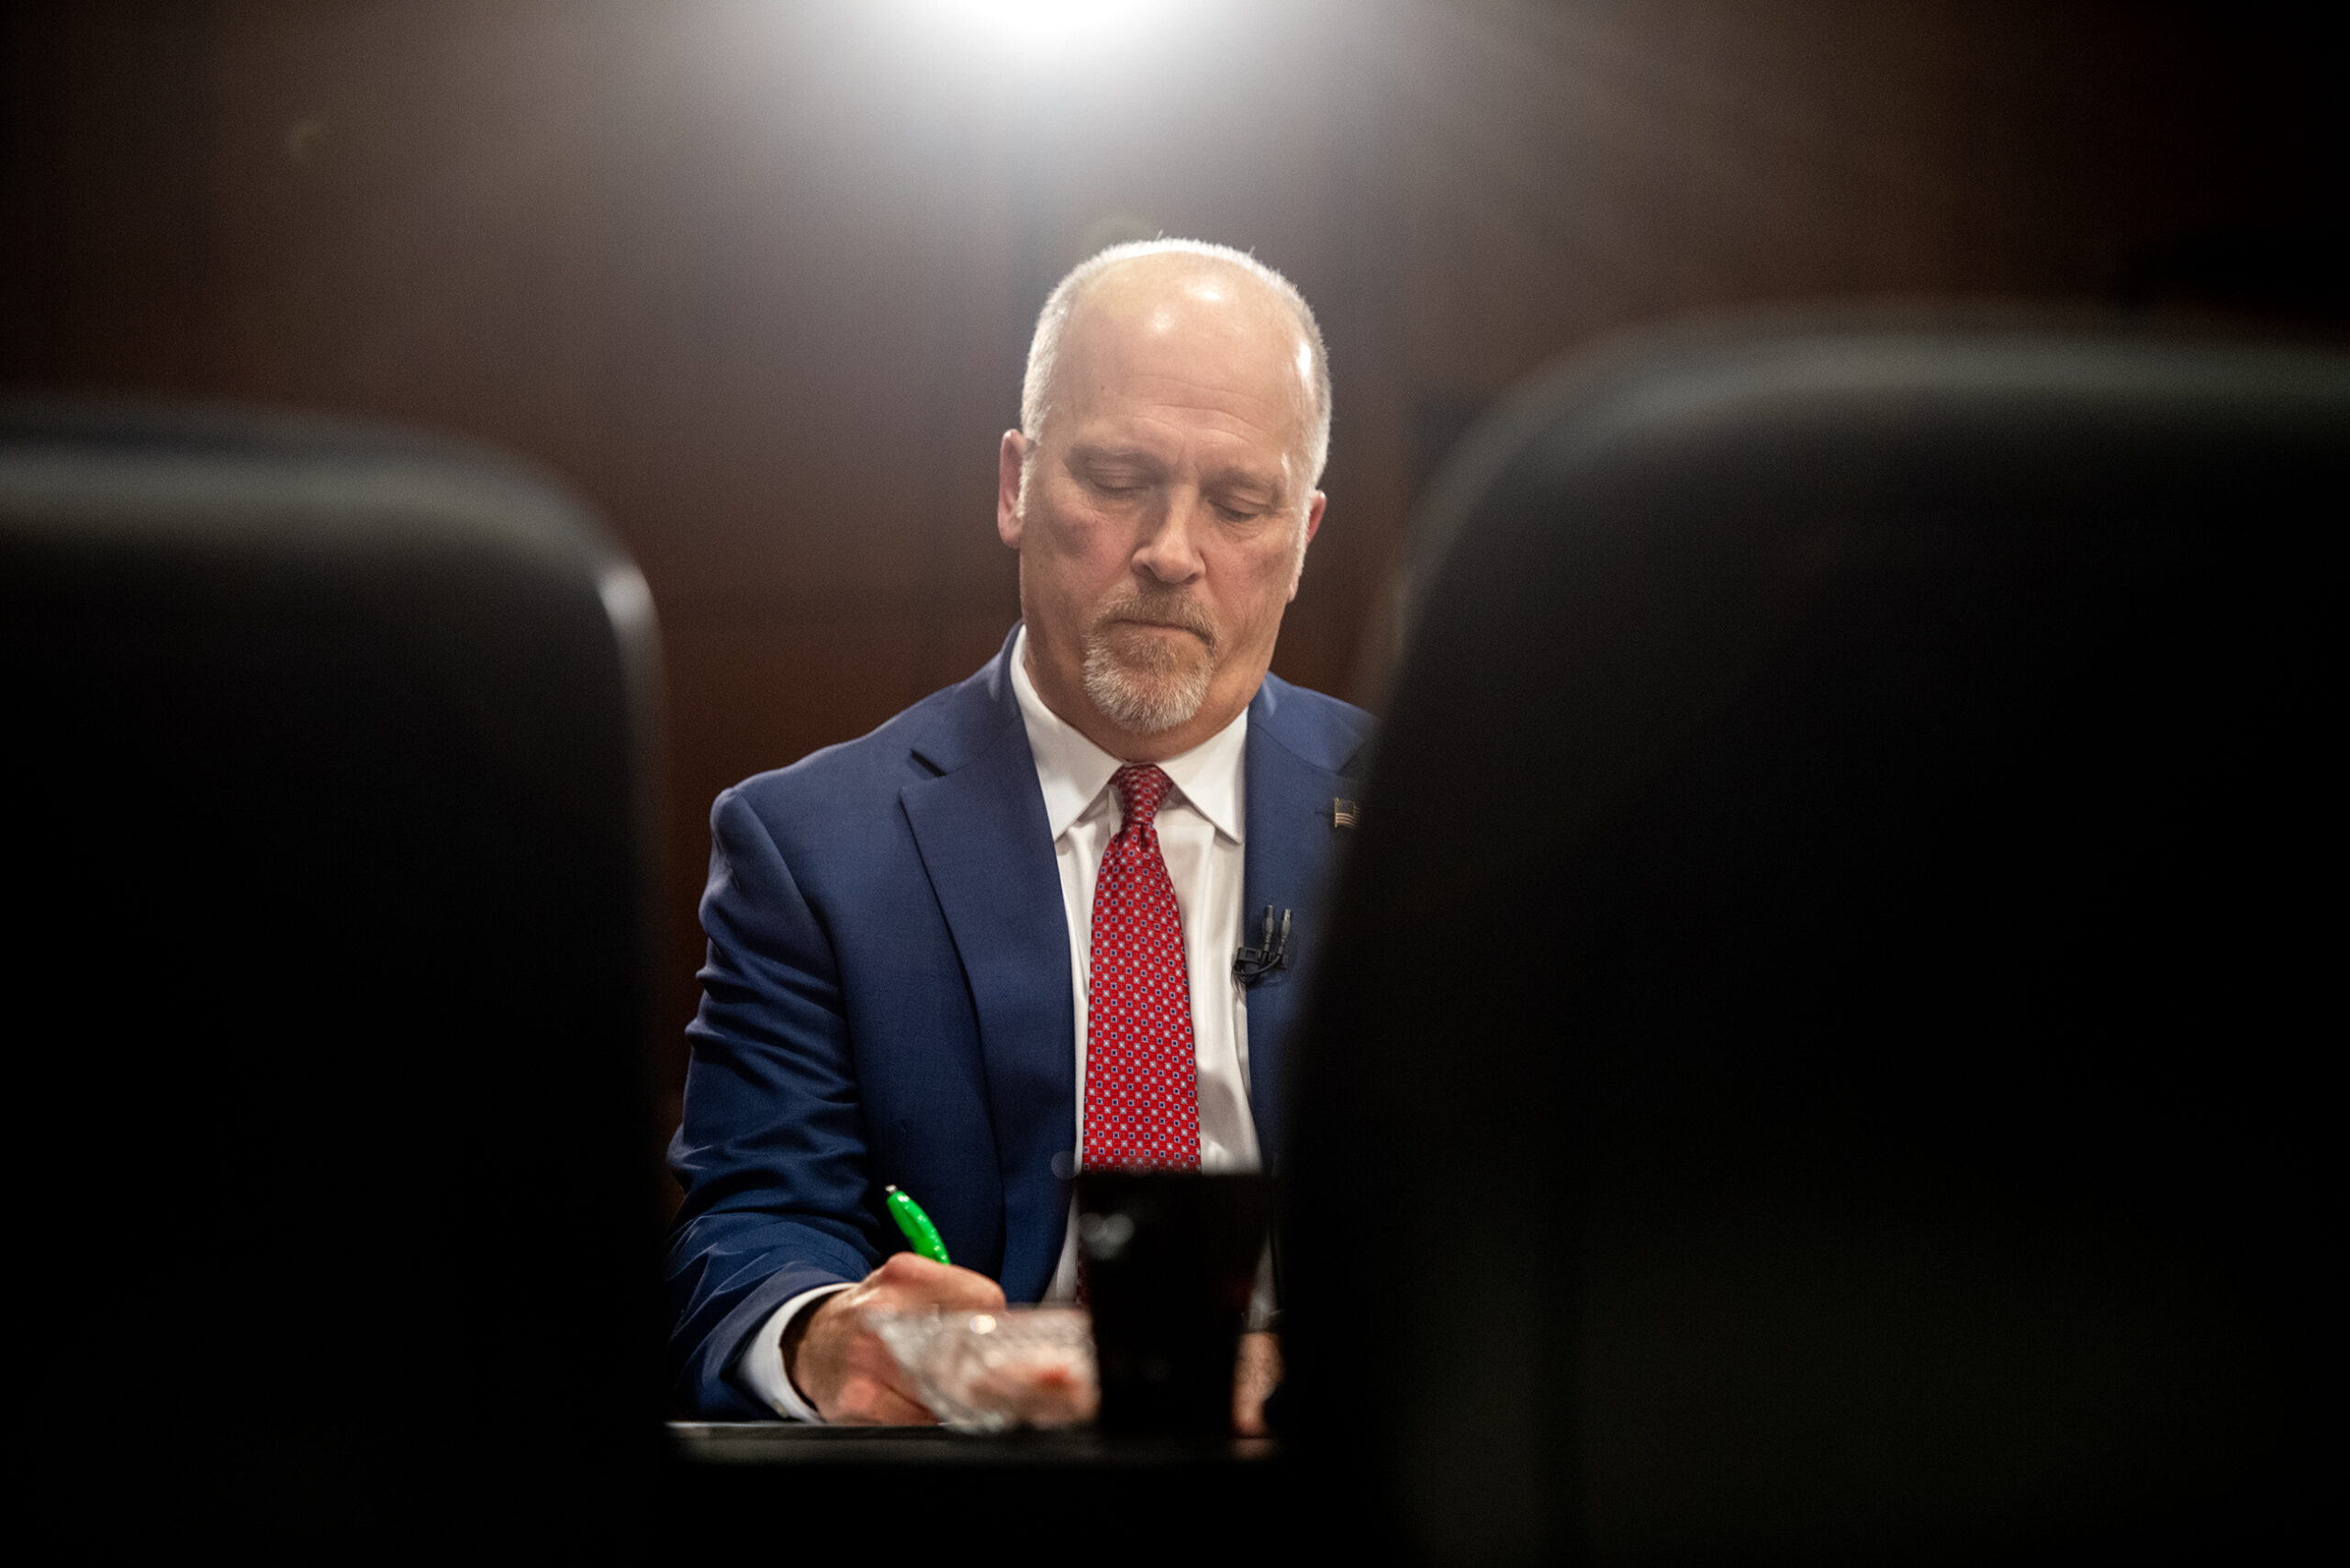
[1081,634,1213,734]
[1080,601,1217,735]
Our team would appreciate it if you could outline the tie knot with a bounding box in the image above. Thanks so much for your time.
[1111,764,1172,829]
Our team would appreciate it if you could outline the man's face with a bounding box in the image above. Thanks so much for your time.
[997,261,1326,760]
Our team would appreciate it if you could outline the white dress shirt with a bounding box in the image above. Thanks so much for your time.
[739,625,1261,1420]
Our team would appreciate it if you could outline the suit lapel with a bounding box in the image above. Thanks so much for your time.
[893,645,1361,1269]
[899,642,1075,1300]
[1241,690,1355,1173]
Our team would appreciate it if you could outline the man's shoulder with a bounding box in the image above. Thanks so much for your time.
[720,666,999,829]
[1252,671,1378,777]
[713,650,1377,826]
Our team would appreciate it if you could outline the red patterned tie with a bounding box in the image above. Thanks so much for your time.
[1080,764,1201,1170]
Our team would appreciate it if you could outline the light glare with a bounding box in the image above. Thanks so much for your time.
[919,0,1168,64]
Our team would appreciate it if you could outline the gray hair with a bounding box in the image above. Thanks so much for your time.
[1019,239,1333,495]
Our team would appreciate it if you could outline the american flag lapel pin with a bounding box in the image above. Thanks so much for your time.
[1331,797,1359,829]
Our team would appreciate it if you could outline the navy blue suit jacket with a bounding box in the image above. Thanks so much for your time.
[665,628,1375,1417]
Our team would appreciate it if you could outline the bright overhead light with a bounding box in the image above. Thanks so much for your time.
[913,0,1170,65]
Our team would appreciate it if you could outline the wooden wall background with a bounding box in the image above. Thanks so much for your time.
[5,1,2337,1176]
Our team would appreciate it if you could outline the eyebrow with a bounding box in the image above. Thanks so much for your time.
[1202,462,1292,509]
[1068,443,1290,497]
[1067,443,1168,474]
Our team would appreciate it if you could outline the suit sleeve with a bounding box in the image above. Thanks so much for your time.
[664,785,885,1417]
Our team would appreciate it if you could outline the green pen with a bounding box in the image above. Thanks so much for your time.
[884,1183,952,1265]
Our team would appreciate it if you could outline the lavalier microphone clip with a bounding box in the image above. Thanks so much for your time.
[1232,904,1291,984]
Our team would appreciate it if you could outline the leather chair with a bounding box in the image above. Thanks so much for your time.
[3,404,667,1550]
[1284,324,2344,1562]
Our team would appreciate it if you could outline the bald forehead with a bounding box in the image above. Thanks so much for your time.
[1074,252,1296,331]
[1052,256,1318,424]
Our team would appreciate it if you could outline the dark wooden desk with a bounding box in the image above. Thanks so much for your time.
[666,1423,1302,1556]
[671,1421,1279,1466]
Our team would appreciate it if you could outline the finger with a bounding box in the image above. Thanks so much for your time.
[873,1254,1008,1310]
[845,1331,955,1419]
[927,1262,1009,1310]
[1234,1332,1280,1437]
[833,1375,935,1427]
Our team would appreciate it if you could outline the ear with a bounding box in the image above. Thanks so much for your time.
[1286,490,1327,602]
[997,431,1029,549]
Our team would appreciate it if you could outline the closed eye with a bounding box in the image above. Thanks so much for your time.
[1209,485,1282,522]
[1069,444,1167,498]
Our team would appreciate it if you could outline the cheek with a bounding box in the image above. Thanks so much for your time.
[1028,512,1131,612]
[1214,539,1303,626]
[1035,494,1124,566]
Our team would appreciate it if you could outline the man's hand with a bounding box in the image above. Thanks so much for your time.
[1234,1330,1281,1437]
[784,1253,1006,1424]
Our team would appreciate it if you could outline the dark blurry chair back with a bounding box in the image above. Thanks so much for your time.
[2,405,667,1550]
[1286,326,2344,1562]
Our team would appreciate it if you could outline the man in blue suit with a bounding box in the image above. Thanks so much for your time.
[666,240,1372,1422]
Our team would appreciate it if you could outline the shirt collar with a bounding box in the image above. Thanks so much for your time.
[1010,622,1248,845]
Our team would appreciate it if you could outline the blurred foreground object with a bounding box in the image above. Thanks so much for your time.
[1287,323,2345,1562]
[870,1306,1096,1432]
[2,404,667,1551]
[1080,1170,1270,1436]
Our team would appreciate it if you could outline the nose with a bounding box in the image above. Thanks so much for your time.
[1132,487,1208,585]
